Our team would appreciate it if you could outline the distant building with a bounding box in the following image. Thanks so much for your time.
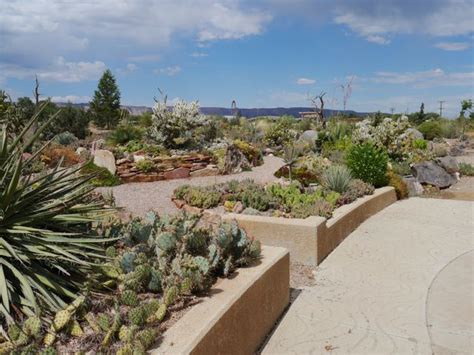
[299,111,319,119]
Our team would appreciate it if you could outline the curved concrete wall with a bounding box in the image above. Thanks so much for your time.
[223,187,397,265]
[152,246,290,355]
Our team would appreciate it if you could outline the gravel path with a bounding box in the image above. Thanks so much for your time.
[100,155,285,217]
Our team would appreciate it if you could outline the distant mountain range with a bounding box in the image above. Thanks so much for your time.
[55,102,369,118]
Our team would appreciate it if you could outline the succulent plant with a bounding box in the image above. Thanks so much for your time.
[53,310,71,332]
[164,286,179,306]
[135,328,159,349]
[96,313,111,332]
[121,252,137,273]
[23,316,42,337]
[128,306,146,326]
[121,290,139,307]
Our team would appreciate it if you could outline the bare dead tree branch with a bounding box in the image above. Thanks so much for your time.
[33,75,41,107]
[309,91,326,127]
[340,76,354,112]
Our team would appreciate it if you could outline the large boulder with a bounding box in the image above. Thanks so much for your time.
[223,145,251,174]
[190,165,220,177]
[435,156,459,174]
[93,149,116,175]
[411,161,457,188]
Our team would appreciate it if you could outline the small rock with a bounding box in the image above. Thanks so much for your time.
[163,167,190,180]
[263,147,275,155]
[232,201,244,213]
[75,147,88,156]
[402,176,424,197]
[116,158,129,165]
[93,149,116,175]
[21,152,32,161]
[173,199,186,209]
[183,204,202,215]
[133,155,145,163]
[119,172,137,178]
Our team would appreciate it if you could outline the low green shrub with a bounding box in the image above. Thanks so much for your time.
[136,159,154,173]
[412,138,428,150]
[337,179,375,205]
[108,125,143,145]
[321,165,352,193]
[53,131,78,146]
[81,161,121,186]
[459,162,474,176]
[291,200,334,219]
[173,185,222,209]
[264,119,296,147]
[391,161,412,176]
[418,121,443,140]
[346,143,388,187]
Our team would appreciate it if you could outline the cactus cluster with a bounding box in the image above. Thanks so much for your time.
[2,212,260,354]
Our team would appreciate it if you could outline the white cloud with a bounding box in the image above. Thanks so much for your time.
[0,57,106,83]
[190,52,208,58]
[153,66,182,76]
[434,42,471,51]
[296,78,316,85]
[266,0,474,44]
[51,95,91,103]
[127,55,160,63]
[366,35,390,45]
[370,68,474,88]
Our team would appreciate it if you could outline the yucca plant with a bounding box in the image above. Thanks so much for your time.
[321,165,353,193]
[0,102,114,320]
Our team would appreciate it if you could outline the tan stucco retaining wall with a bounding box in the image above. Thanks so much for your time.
[152,245,290,355]
[223,187,397,265]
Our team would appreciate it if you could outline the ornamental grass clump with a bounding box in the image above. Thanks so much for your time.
[346,143,388,187]
[321,165,352,193]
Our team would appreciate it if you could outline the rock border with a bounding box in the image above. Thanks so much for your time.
[151,245,289,355]
[222,187,397,265]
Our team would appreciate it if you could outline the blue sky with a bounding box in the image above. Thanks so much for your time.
[1,0,473,117]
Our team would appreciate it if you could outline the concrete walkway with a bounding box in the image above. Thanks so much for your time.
[263,198,474,354]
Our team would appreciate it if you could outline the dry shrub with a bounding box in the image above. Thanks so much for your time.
[41,145,81,168]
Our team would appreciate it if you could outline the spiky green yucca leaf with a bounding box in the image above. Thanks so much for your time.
[0,101,115,319]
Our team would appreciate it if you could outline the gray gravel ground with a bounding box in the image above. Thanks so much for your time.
[99,155,285,217]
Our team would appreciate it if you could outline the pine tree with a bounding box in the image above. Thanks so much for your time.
[90,69,121,129]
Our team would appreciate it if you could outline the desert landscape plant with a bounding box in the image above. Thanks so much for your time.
[0,103,114,319]
[347,143,388,187]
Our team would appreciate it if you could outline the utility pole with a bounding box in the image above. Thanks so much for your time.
[390,107,395,115]
[438,100,445,117]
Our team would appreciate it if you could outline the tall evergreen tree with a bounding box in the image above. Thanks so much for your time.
[90,69,121,129]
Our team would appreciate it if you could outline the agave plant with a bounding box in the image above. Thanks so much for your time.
[321,164,353,193]
[0,102,114,320]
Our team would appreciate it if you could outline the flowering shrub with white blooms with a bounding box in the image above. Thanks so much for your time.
[352,115,430,161]
[149,98,207,148]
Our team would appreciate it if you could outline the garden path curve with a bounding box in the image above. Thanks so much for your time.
[101,155,285,217]
[262,197,474,354]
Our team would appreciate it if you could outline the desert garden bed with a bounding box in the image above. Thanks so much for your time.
[172,179,396,265]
